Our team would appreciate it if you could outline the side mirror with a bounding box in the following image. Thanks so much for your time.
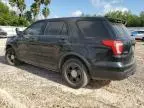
[15,28,23,36]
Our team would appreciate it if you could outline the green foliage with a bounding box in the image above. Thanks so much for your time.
[31,0,50,20]
[42,7,49,18]
[24,11,32,22]
[0,0,51,26]
[9,0,26,16]
[41,0,51,5]
[140,11,144,26]
[0,1,9,14]
[31,2,40,19]
[82,11,144,27]
[0,1,29,26]
[105,11,144,27]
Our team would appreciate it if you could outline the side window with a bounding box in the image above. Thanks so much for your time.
[44,21,68,36]
[77,20,110,39]
[24,21,46,36]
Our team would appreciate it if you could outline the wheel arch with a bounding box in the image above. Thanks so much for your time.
[6,44,13,51]
[59,53,91,75]
[5,44,17,56]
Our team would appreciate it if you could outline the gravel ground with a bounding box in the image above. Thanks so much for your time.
[0,38,144,108]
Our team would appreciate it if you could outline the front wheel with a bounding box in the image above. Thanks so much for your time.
[142,37,144,41]
[5,48,21,66]
[62,58,89,89]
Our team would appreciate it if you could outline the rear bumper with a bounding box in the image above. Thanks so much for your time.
[90,59,136,80]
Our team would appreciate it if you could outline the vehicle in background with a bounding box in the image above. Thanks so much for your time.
[0,28,7,38]
[5,17,136,89]
[131,31,144,41]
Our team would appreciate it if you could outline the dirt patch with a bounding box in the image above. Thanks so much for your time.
[0,89,27,108]
[0,39,144,108]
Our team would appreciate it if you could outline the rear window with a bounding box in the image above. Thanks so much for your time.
[112,24,131,37]
[77,20,110,39]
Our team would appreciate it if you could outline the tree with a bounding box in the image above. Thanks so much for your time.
[41,0,50,5]
[42,7,49,18]
[0,1,28,26]
[0,1,11,25]
[140,11,144,26]
[24,11,32,22]
[31,2,40,20]
[9,0,26,16]
[0,1,9,14]
[105,11,127,20]
[30,0,50,20]
[128,16,141,27]
[42,0,50,19]
[105,11,142,27]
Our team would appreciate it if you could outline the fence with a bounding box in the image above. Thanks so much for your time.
[0,26,26,36]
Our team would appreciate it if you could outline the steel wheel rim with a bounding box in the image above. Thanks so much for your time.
[65,63,83,84]
[6,50,15,65]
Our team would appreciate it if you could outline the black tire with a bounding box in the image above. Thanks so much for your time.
[5,48,21,66]
[62,58,89,89]
[142,37,144,41]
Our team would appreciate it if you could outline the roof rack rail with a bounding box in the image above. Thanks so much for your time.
[105,17,127,25]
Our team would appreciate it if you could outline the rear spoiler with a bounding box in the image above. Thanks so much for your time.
[105,17,127,25]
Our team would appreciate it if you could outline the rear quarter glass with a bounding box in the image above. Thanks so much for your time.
[111,23,132,40]
[77,20,113,40]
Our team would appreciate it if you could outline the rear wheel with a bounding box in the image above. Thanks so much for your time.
[5,48,21,66]
[62,58,89,89]
[142,37,144,41]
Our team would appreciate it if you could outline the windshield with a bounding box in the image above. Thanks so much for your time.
[112,24,131,38]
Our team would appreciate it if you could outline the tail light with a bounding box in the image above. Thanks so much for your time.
[102,40,124,55]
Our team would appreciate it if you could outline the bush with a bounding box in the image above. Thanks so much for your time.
[0,1,29,27]
[105,11,144,27]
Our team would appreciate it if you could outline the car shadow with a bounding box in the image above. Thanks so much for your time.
[0,55,109,89]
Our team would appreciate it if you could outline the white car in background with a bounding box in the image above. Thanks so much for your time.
[131,31,144,41]
[0,28,7,38]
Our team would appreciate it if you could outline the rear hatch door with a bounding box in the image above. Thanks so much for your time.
[112,23,135,64]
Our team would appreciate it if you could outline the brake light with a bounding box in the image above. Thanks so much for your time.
[102,40,123,55]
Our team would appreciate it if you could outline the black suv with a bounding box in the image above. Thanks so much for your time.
[5,17,136,88]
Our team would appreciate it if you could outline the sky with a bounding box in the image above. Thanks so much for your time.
[2,0,144,18]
